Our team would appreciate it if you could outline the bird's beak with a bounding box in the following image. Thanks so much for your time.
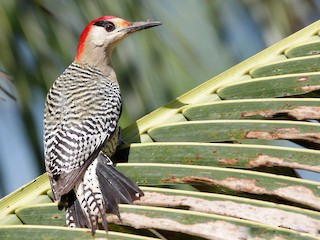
[121,20,162,34]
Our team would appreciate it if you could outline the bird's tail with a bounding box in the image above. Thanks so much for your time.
[66,152,143,235]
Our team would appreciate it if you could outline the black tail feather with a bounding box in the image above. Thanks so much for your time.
[96,152,144,217]
[66,191,88,228]
[65,152,143,234]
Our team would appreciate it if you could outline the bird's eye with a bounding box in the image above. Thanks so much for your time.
[104,22,115,32]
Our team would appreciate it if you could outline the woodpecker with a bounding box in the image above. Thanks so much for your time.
[44,16,161,235]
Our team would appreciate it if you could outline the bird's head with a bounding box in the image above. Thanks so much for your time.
[74,16,161,79]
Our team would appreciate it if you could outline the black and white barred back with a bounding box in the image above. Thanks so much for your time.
[44,63,143,234]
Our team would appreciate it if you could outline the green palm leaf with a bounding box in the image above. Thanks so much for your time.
[1,19,320,240]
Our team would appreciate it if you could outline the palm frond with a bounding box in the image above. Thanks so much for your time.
[1,19,320,240]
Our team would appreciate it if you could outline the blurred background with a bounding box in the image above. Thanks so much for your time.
[1,0,320,197]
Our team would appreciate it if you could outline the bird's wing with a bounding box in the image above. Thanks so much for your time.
[44,72,121,201]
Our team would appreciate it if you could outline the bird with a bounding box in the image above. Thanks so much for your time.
[43,16,161,235]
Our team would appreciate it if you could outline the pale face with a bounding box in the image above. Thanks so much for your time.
[74,16,161,78]
[86,18,132,49]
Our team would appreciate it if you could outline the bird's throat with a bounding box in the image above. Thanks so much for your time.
[75,46,118,83]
